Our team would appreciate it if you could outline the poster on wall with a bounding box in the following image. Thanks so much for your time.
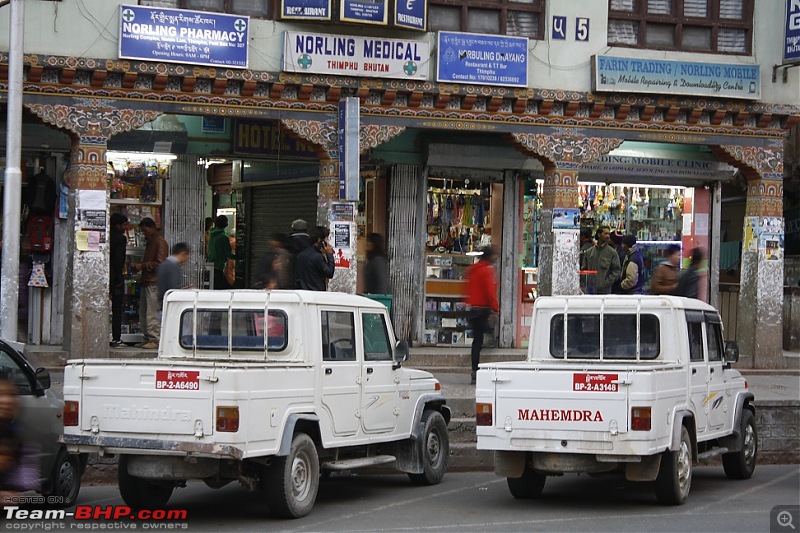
[332,222,355,269]
[743,216,759,252]
[340,0,388,25]
[759,217,784,261]
[552,208,580,230]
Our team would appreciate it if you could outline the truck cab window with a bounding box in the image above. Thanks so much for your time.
[687,322,704,362]
[362,313,392,361]
[322,311,356,361]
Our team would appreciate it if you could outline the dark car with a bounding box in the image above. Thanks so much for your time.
[0,339,84,507]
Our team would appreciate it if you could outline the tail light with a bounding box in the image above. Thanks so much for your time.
[476,403,492,426]
[631,406,652,431]
[216,406,239,432]
[64,401,79,427]
[434,381,441,392]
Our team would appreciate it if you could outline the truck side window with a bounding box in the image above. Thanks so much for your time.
[321,311,356,361]
[687,322,704,362]
[706,322,723,362]
[0,351,32,395]
[362,313,392,361]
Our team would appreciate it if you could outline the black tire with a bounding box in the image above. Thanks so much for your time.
[655,426,692,505]
[118,455,175,510]
[265,433,320,519]
[408,410,449,486]
[44,450,81,508]
[507,468,546,499]
[722,409,757,480]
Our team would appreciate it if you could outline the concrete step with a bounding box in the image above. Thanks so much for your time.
[448,417,477,443]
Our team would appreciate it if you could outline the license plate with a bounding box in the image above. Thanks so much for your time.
[156,370,200,390]
[573,373,618,392]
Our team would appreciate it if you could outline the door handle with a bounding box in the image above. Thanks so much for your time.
[692,368,697,375]
[710,367,715,374]
[325,368,332,375]
[366,368,374,374]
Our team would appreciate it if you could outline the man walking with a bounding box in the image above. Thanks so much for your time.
[618,234,645,294]
[584,226,621,294]
[465,246,499,385]
[650,244,681,295]
[158,242,191,305]
[207,215,234,289]
[131,217,168,349]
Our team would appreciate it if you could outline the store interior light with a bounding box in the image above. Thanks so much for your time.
[107,151,178,161]
[577,181,607,187]
[609,183,685,190]
[465,250,484,256]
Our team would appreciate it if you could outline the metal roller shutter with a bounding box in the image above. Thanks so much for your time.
[247,181,318,287]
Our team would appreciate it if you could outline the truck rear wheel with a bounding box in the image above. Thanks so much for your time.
[118,456,174,510]
[722,409,757,480]
[507,468,546,499]
[655,426,692,505]
[408,410,449,486]
[265,433,320,518]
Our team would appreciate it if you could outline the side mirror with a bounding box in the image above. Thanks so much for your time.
[393,340,409,369]
[35,367,51,391]
[724,341,739,364]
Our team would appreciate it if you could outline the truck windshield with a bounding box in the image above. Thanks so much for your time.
[549,313,660,360]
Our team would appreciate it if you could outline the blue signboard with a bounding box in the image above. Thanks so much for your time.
[281,0,332,20]
[786,0,800,63]
[341,0,388,25]
[395,0,426,31]
[436,32,528,88]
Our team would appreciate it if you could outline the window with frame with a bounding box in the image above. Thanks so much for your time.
[321,311,356,362]
[0,350,33,395]
[362,313,392,362]
[178,308,288,351]
[549,313,660,359]
[705,313,723,362]
[686,313,705,362]
[608,0,753,54]
[179,0,272,18]
[429,0,544,39]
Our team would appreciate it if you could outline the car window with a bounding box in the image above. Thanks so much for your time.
[179,309,288,351]
[322,311,356,362]
[687,322,704,362]
[549,313,660,359]
[0,349,32,395]
[706,322,723,362]
[362,313,392,361]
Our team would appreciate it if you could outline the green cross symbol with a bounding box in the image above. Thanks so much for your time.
[234,19,246,32]
[122,9,135,22]
[298,54,312,69]
[403,61,417,76]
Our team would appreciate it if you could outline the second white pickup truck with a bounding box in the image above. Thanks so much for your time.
[476,295,756,505]
[62,290,450,518]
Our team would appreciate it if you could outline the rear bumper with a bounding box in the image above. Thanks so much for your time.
[60,434,244,460]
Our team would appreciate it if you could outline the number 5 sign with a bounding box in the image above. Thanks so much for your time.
[576,17,590,42]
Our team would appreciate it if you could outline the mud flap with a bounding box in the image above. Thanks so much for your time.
[393,438,422,474]
[625,454,662,482]
[495,451,526,478]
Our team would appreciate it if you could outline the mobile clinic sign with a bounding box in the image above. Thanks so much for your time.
[119,5,249,68]
[786,0,800,63]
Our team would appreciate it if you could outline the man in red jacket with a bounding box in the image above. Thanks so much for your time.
[465,246,499,384]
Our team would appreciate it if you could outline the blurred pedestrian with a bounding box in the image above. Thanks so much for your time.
[295,225,335,291]
[618,234,645,294]
[677,247,704,299]
[207,215,234,290]
[465,246,499,385]
[579,227,594,271]
[254,233,291,289]
[131,218,168,349]
[0,376,40,501]
[287,219,311,289]
[109,213,128,348]
[365,233,391,294]
[157,242,191,305]
[650,244,681,295]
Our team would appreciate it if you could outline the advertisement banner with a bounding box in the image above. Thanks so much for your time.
[436,31,528,87]
[593,55,761,99]
[119,5,249,68]
[283,31,429,80]
[394,0,426,31]
[341,0,388,25]
[281,0,332,20]
[786,0,800,63]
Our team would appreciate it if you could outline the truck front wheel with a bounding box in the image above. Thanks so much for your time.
[507,468,546,499]
[408,410,449,486]
[265,432,320,518]
[655,426,692,505]
[722,409,757,480]
[118,456,174,510]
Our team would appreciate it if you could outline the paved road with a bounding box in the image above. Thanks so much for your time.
[12,465,798,533]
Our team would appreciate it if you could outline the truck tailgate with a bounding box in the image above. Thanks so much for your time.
[494,367,629,433]
[72,361,216,437]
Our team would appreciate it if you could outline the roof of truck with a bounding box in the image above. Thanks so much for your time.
[163,289,388,310]
[533,295,717,313]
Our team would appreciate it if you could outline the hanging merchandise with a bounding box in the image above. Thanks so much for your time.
[27,214,54,253]
[28,260,49,288]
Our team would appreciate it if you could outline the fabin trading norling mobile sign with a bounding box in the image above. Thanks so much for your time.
[119,5,249,68]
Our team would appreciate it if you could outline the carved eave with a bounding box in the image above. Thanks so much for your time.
[2,53,798,139]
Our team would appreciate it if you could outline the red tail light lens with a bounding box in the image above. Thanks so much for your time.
[64,401,79,426]
[216,406,239,432]
[476,403,492,426]
[631,406,652,431]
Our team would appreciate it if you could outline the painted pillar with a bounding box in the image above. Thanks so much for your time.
[510,131,624,296]
[27,100,160,358]
[721,144,785,369]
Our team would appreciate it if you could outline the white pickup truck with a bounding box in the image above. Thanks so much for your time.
[61,290,450,518]
[476,295,756,505]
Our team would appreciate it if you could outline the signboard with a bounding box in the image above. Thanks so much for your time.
[233,119,318,158]
[394,0,426,31]
[283,31,429,79]
[580,155,735,181]
[202,116,226,134]
[786,0,800,63]
[119,5,249,68]
[437,31,528,88]
[338,98,360,201]
[593,55,761,100]
[281,0,332,20]
[341,0,388,25]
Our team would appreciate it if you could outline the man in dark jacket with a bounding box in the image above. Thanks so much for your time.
[584,226,621,294]
[295,226,335,291]
[287,219,311,289]
[619,234,645,294]
[109,213,128,348]
[207,215,234,289]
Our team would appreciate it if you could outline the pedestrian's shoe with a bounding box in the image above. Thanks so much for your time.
[109,340,122,348]
[470,371,476,385]
[140,341,158,350]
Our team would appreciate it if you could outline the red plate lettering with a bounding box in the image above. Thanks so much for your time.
[156,370,200,391]
[573,373,618,393]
